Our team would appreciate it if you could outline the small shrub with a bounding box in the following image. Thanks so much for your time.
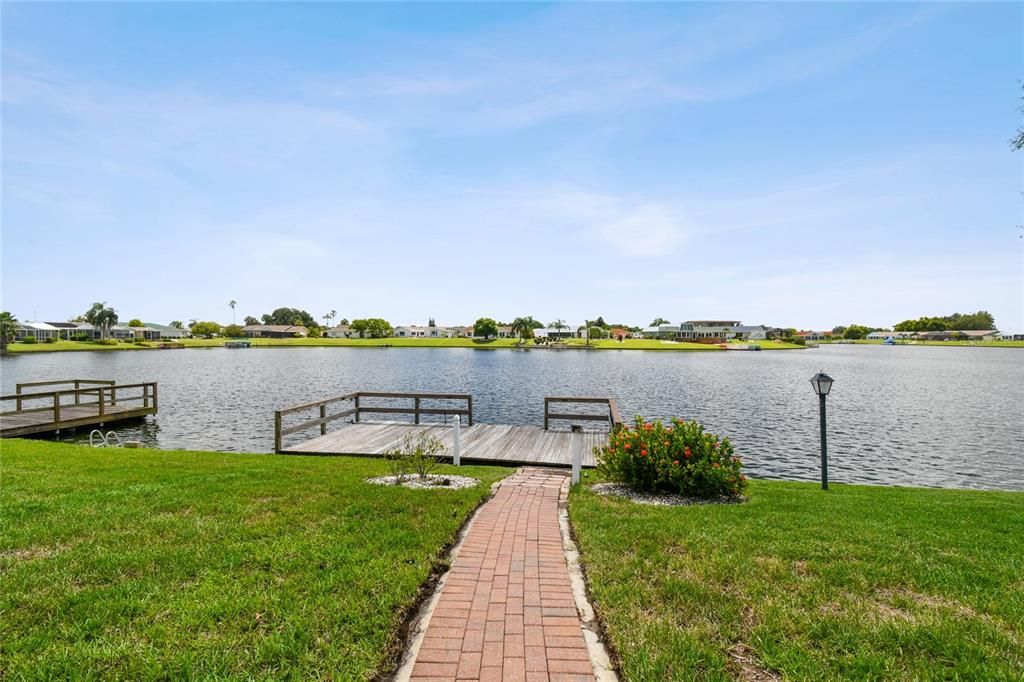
[133,337,148,345]
[597,416,747,498]
[43,337,58,344]
[72,333,91,342]
[385,433,447,481]
[121,338,134,343]
[20,336,37,344]
[96,338,118,346]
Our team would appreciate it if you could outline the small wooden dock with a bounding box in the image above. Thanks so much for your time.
[1,379,158,438]
[275,392,622,468]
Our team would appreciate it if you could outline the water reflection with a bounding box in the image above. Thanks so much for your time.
[2,345,1022,491]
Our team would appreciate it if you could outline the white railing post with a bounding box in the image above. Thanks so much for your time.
[453,415,461,466]
[570,424,583,485]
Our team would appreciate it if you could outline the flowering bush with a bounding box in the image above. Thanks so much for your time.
[596,417,747,498]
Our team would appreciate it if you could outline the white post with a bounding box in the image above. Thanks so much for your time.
[570,425,583,485]
[452,415,461,466]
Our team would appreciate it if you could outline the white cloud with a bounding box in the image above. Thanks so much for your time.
[598,204,687,258]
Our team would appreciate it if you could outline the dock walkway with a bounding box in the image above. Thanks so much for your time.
[282,422,606,467]
[1,379,158,438]
[276,392,622,468]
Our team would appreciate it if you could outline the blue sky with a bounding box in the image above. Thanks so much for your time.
[2,2,1021,331]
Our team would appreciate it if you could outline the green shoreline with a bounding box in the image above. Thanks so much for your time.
[6,337,1022,354]
[3,337,807,353]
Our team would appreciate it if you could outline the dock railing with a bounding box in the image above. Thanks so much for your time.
[14,379,116,411]
[1,381,158,431]
[544,396,623,431]
[274,391,473,453]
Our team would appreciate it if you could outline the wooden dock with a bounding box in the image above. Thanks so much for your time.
[1,379,158,438]
[275,392,622,468]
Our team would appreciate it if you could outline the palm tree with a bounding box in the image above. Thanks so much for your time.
[511,316,541,341]
[323,310,336,327]
[84,302,106,325]
[229,300,237,325]
[0,311,18,353]
[93,306,118,339]
[549,319,568,340]
[169,321,183,329]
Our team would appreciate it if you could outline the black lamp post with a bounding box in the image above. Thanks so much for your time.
[810,371,834,490]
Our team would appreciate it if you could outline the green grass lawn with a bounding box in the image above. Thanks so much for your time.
[0,440,510,679]
[570,474,1024,681]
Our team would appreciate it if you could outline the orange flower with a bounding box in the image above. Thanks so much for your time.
[684,447,692,457]
[640,450,648,457]
[624,444,631,450]
[673,460,679,465]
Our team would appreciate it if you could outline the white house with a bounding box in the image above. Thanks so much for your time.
[145,323,186,339]
[394,326,427,338]
[642,324,680,339]
[426,326,455,338]
[110,324,160,340]
[866,330,917,340]
[14,321,60,341]
[682,320,741,340]
[327,324,355,338]
[728,325,774,340]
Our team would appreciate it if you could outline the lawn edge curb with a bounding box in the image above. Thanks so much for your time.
[559,478,619,681]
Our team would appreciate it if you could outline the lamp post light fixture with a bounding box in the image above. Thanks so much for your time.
[810,371,834,490]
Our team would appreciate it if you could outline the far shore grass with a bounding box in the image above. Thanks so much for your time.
[0,439,510,679]
[4,337,812,353]
[823,338,1024,348]
[569,474,1024,680]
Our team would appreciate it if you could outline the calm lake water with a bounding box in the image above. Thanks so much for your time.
[2,345,1022,491]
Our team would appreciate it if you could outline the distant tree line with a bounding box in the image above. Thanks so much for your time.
[893,311,996,333]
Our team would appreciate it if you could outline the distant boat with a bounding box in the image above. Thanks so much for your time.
[225,340,251,348]
[883,337,896,345]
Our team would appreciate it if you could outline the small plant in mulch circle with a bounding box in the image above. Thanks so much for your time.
[596,416,747,499]
[385,433,447,484]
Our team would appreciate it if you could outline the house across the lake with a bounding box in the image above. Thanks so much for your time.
[866,330,918,340]
[145,323,186,339]
[13,321,61,341]
[326,324,355,338]
[729,325,782,341]
[242,324,309,338]
[797,331,834,341]
[918,329,1000,341]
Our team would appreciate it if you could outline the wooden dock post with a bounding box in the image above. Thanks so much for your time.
[570,425,583,485]
[53,394,61,433]
[320,404,327,435]
[453,415,461,466]
[274,411,283,453]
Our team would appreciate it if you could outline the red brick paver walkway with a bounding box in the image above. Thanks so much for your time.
[410,468,595,681]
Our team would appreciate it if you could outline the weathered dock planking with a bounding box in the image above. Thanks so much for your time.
[275,391,621,467]
[1,379,158,438]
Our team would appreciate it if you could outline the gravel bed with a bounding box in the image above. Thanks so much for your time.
[590,482,746,506]
[366,474,481,490]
